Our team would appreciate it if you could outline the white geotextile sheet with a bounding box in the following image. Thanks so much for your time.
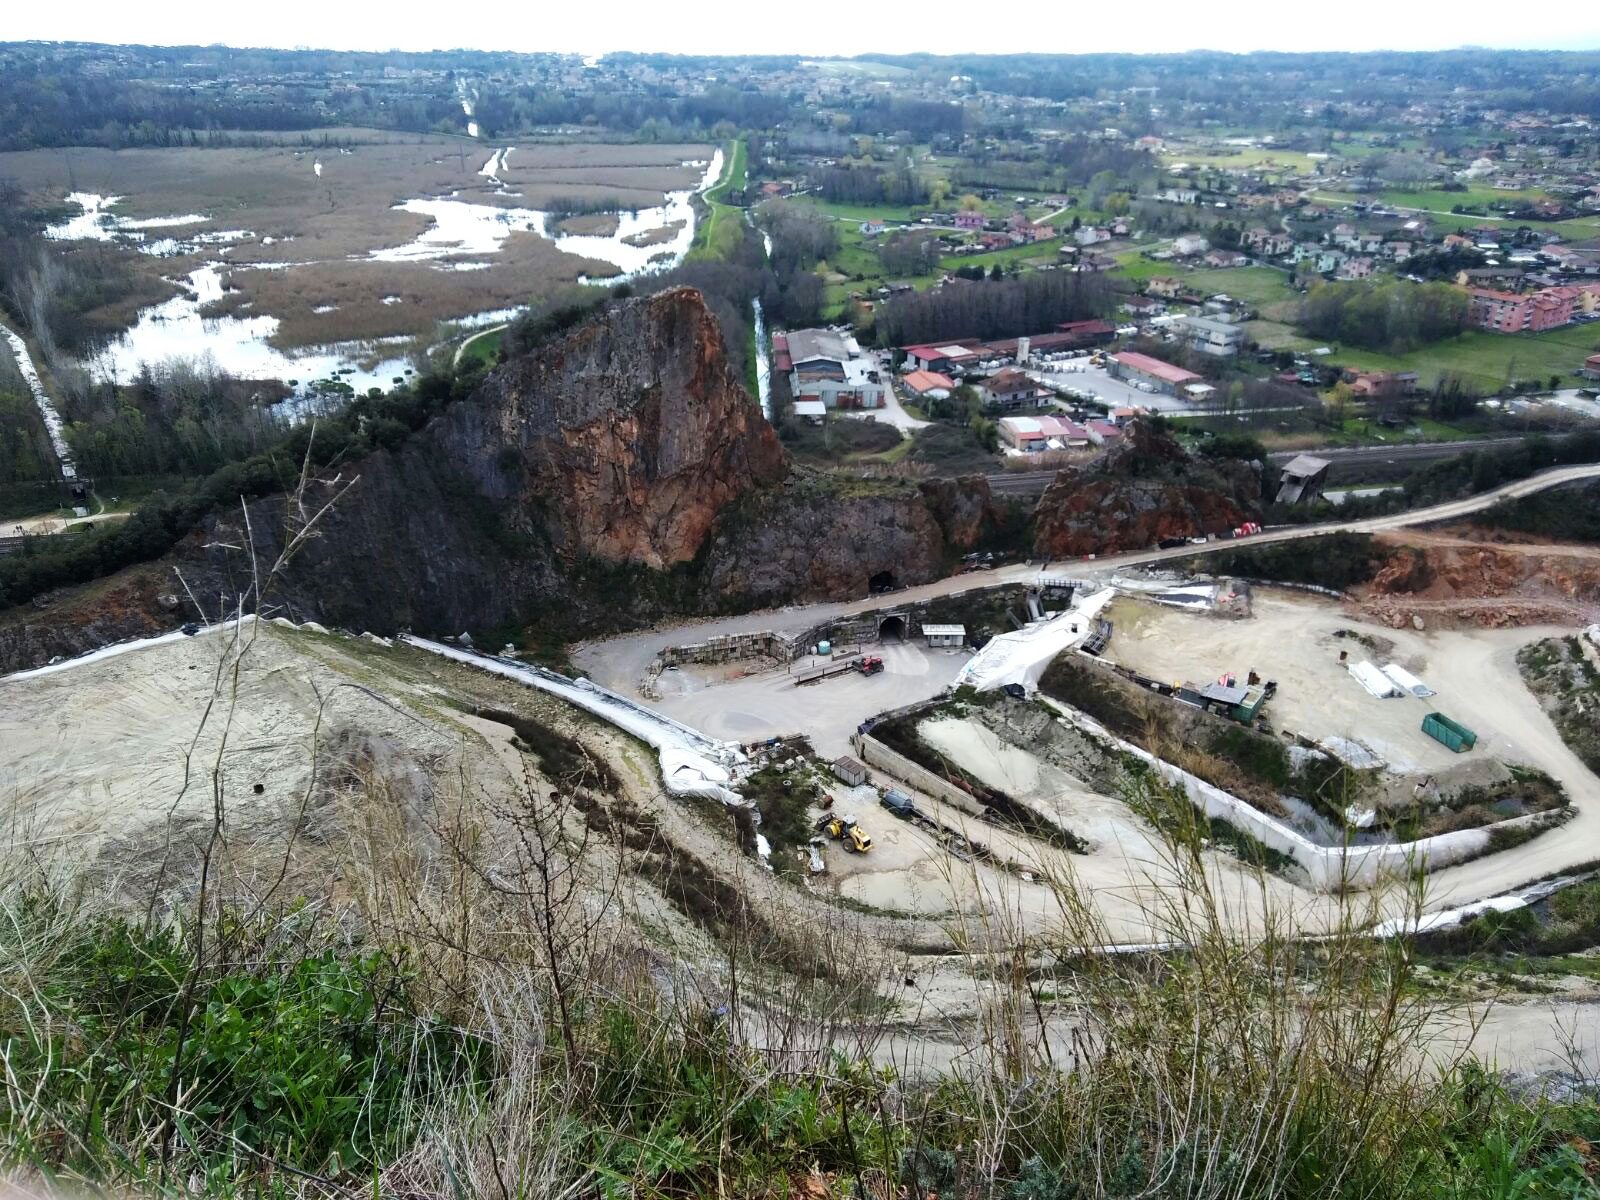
[954,587,1116,692]
[402,636,747,805]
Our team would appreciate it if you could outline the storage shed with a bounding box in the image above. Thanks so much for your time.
[922,624,967,649]
[831,755,868,787]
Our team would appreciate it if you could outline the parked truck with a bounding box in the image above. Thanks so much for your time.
[1422,712,1478,753]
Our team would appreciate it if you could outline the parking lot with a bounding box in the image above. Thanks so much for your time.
[1026,362,1214,415]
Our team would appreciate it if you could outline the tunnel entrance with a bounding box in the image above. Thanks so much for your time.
[868,570,898,594]
[878,615,907,642]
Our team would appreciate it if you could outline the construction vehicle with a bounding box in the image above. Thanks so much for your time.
[857,655,884,676]
[820,813,873,853]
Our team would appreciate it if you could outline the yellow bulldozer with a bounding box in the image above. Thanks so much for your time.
[821,814,873,853]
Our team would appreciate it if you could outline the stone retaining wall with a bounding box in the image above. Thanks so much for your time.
[851,732,987,819]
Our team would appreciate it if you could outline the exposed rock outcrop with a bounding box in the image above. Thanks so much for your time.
[1032,421,1261,559]
[0,291,999,671]
[702,474,997,606]
[1355,529,1600,629]
[442,288,787,569]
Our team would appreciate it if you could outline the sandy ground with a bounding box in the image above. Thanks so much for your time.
[1103,592,1504,774]
[650,640,968,760]
[0,626,483,872]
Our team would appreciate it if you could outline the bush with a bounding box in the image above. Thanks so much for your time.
[1,908,485,1178]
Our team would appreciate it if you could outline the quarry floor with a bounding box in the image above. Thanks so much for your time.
[6,607,1600,1078]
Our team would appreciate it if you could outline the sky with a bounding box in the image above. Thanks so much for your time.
[9,0,1600,57]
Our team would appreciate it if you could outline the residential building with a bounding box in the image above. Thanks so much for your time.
[1155,188,1199,204]
[859,218,886,236]
[1581,353,1600,381]
[954,210,986,231]
[1243,227,1293,257]
[978,369,1040,410]
[1108,351,1202,395]
[1468,287,1575,333]
[1203,249,1248,269]
[1178,314,1245,357]
[1347,370,1419,398]
[1147,276,1185,299]
[901,369,955,399]
[1173,234,1210,257]
[1337,256,1376,280]
[1122,294,1164,316]
[1074,225,1112,246]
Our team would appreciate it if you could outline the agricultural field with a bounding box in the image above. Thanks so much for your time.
[1246,320,1600,392]
[1112,257,1298,308]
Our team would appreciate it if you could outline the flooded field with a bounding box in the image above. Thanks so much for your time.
[1,137,717,396]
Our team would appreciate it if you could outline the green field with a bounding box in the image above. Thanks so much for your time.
[1310,190,1600,241]
[786,196,927,223]
[940,238,1062,271]
[687,137,747,261]
[1246,319,1600,391]
[1110,258,1297,308]
[455,325,505,369]
[1161,145,1327,176]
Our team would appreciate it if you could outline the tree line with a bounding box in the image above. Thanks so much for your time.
[1297,279,1468,354]
[873,270,1112,347]
[815,165,929,207]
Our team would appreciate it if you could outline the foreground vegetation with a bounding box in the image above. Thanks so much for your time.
[7,775,1600,1198]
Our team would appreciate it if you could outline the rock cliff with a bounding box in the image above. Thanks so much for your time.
[1032,421,1262,559]
[702,474,997,607]
[440,287,787,568]
[0,290,998,670]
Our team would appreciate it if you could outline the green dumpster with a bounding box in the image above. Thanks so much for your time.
[1422,712,1477,753]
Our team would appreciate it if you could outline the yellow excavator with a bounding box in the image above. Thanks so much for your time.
[822,814,873,853]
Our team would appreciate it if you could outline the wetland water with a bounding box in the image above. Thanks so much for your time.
[43,148,723,399]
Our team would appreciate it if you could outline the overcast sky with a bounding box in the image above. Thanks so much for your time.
[9,0,1600,56]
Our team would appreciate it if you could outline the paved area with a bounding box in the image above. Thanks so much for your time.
[1026,363,1206,414]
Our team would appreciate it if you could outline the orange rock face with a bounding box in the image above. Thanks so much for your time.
[1031,420,1261,559]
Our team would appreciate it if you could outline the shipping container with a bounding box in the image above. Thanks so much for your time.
[1422,712,1478,753]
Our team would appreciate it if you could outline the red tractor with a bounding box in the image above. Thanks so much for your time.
[857,656,885,676]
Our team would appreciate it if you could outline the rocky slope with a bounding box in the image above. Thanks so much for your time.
[0,290,997,670]
[1032,421,1261,559]
[704,474,996,606]
[1355,529,1600,629]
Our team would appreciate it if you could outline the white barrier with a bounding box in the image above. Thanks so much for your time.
[1036,696,1556,891]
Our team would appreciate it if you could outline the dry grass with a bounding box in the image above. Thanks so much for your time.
[554,213,621,236]
[624,220,686,247]
[2,139,711,349]
[215,234,618,347]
